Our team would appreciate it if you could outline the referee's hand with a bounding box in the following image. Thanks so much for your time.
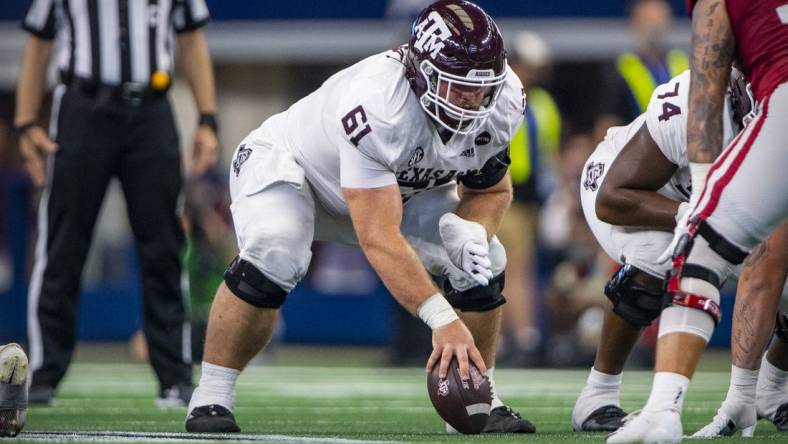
[19,125,59,187]
[191,125,219,175]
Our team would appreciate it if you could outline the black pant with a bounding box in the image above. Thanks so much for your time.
[28,84,191,393]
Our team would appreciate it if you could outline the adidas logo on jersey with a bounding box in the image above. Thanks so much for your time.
[460,147,475,157]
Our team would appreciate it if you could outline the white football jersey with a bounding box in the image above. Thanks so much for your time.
[600,70,737,202]
[247,48,525,216]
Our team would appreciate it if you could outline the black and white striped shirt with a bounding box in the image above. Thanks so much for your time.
[23,0,210,86]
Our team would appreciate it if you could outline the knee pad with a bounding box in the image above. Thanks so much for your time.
[443,272,506,312]
[604,264,664,327]
[223,256,288,309]
[660,225,728,341]
[664,224,731,327]
[662,272,722,340]
[776,313,788,343]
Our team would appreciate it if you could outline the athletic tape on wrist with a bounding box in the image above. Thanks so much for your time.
[417,293,459,330]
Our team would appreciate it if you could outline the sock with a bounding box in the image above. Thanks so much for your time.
[717,365,758,425]
[487,367,504,409]
[725,365,758,404]
[572,368,622,428]
[756,354,788,418]
[188,362,241,413]
[643,372,689,414]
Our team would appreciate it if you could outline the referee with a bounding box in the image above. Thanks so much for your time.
[14,0,218,406]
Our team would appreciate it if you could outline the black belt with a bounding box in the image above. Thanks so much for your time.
[65,76,166,107]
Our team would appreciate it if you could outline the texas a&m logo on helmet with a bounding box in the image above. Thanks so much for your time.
[412,11,452,59]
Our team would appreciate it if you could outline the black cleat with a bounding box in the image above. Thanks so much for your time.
[579,405,627,432]
[482,405,536,433]
[773,402,788,432]
[185,404,240,433]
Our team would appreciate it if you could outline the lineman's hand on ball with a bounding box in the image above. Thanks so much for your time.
[439,213,493,286]
[426,319,487,380]
[191,125,219,175]
[18,125,58,187]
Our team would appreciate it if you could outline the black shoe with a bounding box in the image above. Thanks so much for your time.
[482,405,536,433]
[27,386,54,406]
[156,384,194,408]
[579,405,627,432]
[773,402,788,432]
[185,404,240,433]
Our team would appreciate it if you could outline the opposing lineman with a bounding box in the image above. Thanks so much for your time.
[574,67,788,436]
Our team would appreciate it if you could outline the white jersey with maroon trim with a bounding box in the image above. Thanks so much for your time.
[600,70,736,203]
[579,70,737,278]
[241,48,525,217]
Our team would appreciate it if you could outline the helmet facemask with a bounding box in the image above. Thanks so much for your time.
[417,59,506,135]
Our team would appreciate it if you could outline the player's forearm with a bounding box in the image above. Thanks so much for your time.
[359,231,441,315]
[687,0,735,164]
[596,188,681,230]
[456,179,512,240]
[14,37,53,126]
[177,30,216,114]
[732,226,788,369]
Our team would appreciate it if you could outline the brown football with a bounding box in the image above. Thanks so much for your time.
[427,358,492,434]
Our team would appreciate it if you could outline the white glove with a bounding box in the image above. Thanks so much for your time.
[438,213,494,286]
[657,163,711,264]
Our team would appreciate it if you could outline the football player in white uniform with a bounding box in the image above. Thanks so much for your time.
[0,343,28,437]
[185,1,534,434]
[573,69,788,435]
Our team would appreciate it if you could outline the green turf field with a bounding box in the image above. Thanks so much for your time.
[11,361,785,443]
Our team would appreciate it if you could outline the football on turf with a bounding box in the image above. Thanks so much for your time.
[427,358,492,434]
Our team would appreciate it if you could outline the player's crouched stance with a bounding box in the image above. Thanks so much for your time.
[185,1,533,435]
[0,343,28,437]
[572,67,760,435]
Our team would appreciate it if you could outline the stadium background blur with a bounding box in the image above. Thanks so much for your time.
[0,0,735,368]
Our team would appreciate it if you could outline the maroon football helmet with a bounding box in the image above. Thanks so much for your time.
[405,0,507,135]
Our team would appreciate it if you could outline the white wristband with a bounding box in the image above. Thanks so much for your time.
[417,293,459,330]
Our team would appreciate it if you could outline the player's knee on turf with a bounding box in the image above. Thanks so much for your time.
[661,220,748,341]
[224,256,289,309]
[604,264,664,327]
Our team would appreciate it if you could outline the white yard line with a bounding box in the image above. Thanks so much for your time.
[9,431,397,444]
